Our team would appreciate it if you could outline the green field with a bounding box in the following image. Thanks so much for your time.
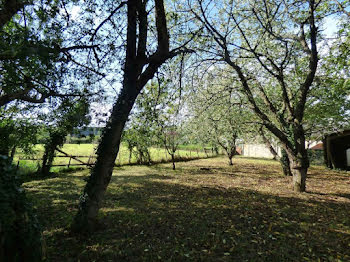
[23,157,350,261]
[16,143,212,173]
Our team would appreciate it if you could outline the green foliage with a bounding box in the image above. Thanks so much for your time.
[189,68,254,163]
[0,109,38,156]
[0,156,43,262]
[123,128,152,164]
[304,16,350,139]
[0,0,66,106]
[40,98,90,176]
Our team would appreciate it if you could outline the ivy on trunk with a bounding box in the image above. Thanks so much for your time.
[72,0,190,233]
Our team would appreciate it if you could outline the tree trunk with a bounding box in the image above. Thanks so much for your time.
[10,146,16,159]
[171,154,175,170]
[214,146,219,155]
[72,80,139,232]
[280,149,292,176]
[259,128,292,176]
[289,153,309,192]
[261,135,278,161]
[71,0,143,233]
[40,145,55,176]
[40,148,49,175]
[291,165,307,192]
[228,156,233,166]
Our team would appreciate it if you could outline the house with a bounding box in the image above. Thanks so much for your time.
[324,130,350,170]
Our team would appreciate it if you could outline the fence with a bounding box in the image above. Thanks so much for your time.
[18,155,96,168]
[17,147,219,169]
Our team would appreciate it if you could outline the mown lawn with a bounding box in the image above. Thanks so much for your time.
[23,157,350,261]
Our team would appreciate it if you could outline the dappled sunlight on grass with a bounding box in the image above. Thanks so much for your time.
[23,156,350,261]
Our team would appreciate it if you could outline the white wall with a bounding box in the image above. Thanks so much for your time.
[242,144,281,159]
[346,148,350,167]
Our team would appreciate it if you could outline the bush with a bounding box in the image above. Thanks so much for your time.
[308,150,324,165]
[0,156,44,262]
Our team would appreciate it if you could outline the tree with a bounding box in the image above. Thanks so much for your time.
[189,0,323,192]
[0,0,102,108]
[157,114,184,170]
[122,128,139,164]
[39,98,90,176]
[0,109,38,157]
[189,68,252,166]
[72,0,191,232]
[124,125,153,165]
[0,0,34,29]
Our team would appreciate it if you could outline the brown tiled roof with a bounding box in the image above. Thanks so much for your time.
[310,143,323,150]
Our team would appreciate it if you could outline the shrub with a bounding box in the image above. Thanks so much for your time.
[0,156,44,262]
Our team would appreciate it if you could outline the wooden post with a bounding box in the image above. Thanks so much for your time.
[55,148,91,166]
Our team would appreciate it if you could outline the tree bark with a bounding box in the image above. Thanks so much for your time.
[260,128,278,161]
[171,154,175,170]
[10,146,16,159]
[288,148,309,192]
[291,163,307,192]
[259,127,292,176]
[280,149,292,177]
[72,82,139,232]
[228,156,233,166]
[40,144,55,176]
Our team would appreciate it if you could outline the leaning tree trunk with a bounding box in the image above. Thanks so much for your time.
[72,0,180,233]
[72,79,139,232]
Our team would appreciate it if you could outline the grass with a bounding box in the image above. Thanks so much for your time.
[15,143,210,174]
[23,156,350,261]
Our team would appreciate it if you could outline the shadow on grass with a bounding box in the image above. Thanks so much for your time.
[20,167,87,183]
[25,170,350,262]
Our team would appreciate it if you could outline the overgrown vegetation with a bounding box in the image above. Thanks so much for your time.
[0,156,43,261]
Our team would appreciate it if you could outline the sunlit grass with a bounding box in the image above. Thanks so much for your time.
[23,157,350,261]
[15,143,210,173]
